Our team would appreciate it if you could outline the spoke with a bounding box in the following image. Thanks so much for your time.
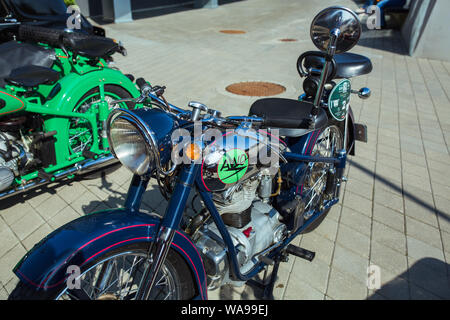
[120,256,142,299]
[59,252,176,301]
[69,130,90,142]
[66,288,92,300]
[155,273,168,287]
[305,171,327,209]
[302,126,343,213]
[99,256,144,299]
[94,260,113,296]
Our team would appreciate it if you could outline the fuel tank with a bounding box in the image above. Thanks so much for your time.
[0,90,25,116]
[200,128,282,192]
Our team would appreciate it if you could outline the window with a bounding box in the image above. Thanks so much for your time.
[0,1,9,18]
[7,0,67,16]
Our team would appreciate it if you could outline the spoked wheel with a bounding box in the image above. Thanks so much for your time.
[9,243,196,300]
[68,85,134,158]
[67,85,135,179]
[302,123,343,232]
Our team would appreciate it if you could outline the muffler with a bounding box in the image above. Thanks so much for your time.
[0,154,117,201]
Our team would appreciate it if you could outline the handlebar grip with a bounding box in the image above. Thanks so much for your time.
[18,25,62,47]
[136,78,150,91]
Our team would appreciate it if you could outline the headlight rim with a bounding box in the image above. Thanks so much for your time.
[107,108,161,176]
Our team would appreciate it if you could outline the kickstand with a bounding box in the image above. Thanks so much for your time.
[246,258,281,300]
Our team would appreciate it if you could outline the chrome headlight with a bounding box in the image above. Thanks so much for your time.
[107,109,156,175]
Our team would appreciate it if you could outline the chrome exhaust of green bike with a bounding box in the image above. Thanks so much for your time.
[0,154,117,200]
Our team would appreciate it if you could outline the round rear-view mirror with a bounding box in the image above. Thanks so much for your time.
[310,6,362,54]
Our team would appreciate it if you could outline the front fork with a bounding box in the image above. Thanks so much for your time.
[135,163,200,300]
[97,83,110,150]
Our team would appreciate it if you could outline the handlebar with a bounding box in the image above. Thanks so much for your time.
[111,77,265,128]
[297,51,337,81]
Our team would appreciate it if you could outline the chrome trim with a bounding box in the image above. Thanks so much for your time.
[107,108,162,176]
[0,154,117,201]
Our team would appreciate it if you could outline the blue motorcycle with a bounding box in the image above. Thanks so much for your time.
[9,7,372,300]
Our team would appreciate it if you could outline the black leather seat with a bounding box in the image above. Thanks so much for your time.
[249,98,327,136]
[0,41,55,87]
[6,66,60,88]
[17,25,120,59]
[304,52,372,79]
[66,36,119,58]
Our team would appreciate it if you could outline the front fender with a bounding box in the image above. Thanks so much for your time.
[13,208,207,300]
[48,68,141,111]
[40,68,141,166]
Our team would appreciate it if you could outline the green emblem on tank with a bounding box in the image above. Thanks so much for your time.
[328,79,351,121]
[217,149,249,184]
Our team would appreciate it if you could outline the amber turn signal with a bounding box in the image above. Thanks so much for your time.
[186,143,201,161]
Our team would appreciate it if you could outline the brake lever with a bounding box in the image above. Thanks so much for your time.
[118,41,127,56]
[151,86,166,97]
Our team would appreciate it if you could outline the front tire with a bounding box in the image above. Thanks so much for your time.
[9,243,196,300]
[69,85,134,179]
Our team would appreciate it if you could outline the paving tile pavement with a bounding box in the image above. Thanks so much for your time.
[1,0,450,299]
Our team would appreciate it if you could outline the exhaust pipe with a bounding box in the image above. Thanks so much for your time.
[0,154,118,201]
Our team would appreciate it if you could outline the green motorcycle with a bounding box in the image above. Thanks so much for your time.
[0,25,142,200]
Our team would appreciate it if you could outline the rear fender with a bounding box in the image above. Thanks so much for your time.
[347,106,356,156]
[13,208,207,300]
[298,94,357,155]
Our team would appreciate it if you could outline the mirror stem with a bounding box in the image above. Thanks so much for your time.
[312,28,341,120]
[327,28,341,56]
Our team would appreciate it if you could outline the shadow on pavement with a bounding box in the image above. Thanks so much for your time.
[216,272,266,300]
[368,257,450,299]
[357,28,408,55]
[348,159,450,224]
[0,163,121,211]
[0,181,62,211]
[80,173,166,216]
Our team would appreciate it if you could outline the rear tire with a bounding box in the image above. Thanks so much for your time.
[302,120,344,233]
[9,243,196,300]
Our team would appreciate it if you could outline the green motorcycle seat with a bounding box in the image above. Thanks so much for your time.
[6,66,60,88]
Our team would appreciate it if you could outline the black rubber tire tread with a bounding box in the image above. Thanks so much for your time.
[75,84,136,116]
[9,242,196,300]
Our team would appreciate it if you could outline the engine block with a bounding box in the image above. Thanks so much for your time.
[193,201,286,289]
